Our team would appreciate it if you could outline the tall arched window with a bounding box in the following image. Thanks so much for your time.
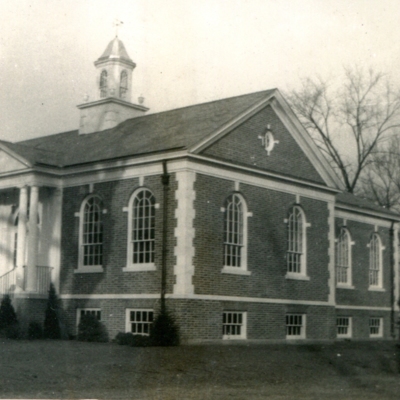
[125,189,156,270]
[79,196,103,268]
[369,233,383,288]
[287,206,307,276]
[336,228,352,285]
[100,70,108,98]
[223,193,248,269]
[120,70,128,98]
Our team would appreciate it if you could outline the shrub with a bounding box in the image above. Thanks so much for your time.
[43,283,61,339]
[132,335,152,347]
[5,323,20,339]
[150,310,179,346]
[115,332,135,346]
[114,332,151,347]
[77,314,108,342]
[28,321,43,340]
[0,294,18,332]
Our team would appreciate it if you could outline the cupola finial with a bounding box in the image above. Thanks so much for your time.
[113,18,123,38]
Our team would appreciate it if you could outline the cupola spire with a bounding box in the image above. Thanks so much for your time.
[77,35,148,135]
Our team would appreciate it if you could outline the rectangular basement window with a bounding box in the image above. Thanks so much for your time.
[337,317,352,338]
[125,309,154,336]
[286,314,306,339]
[76,308,102,326]
[369,317,383,338]
[222,311,247,340]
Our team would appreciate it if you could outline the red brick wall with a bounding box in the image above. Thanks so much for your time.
[193,173,330,302]
[202,105,325,185]
[335,218,392,308]
[336,309,392,339]
[60,173,177,296]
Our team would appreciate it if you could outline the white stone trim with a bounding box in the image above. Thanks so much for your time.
[122,264,156,272]
[59,293,335,306]
[234,181,240,191]
[327,202,336,304]
[74,266,104,274]
[336,305,391,311]
[189,156,338,200]
[221,266,252,276]
[394,226,399,311]
[139,176,144,186]
[335,208,400,226]
[173,170,196,295]
[285,272,310,281]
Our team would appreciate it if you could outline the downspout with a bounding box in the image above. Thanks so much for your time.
[389,221,395,339]
[160,160,170,314]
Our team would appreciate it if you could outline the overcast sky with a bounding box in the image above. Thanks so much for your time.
[1,0,399,142]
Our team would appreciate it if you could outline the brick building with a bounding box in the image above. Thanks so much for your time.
[0,37,399,343]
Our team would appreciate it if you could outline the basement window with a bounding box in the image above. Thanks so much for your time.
[222,311,247,339]
[369,317,383,338]
[286,314,306,339]
[336,317,352,338]
[76,308,102,327]
[126,309,154,336]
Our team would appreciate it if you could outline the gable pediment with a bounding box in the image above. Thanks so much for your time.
[190,90,344,189]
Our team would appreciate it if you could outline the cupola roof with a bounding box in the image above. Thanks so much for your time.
[94,37,136,68]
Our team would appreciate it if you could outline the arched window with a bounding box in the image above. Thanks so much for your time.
[223,193,248,269]
[287,206,307,276]
[79,196,103,268]
[125,189,156,270]
[120,70,128,99]
[336,228,352,286]
[100,70,108,98]
[369,233,383,288]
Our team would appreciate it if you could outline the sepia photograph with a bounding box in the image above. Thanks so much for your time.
[0,0,400,398]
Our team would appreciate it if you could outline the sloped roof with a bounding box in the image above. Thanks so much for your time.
[95,37,135,67]
[16,90,274,167]
[336,191,400,219]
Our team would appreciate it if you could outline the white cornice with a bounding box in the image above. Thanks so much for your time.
[335,208,400,225]
[189,154,339,201]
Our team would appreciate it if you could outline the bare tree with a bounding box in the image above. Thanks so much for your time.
[358,135,400,211]
[287,67,400,192]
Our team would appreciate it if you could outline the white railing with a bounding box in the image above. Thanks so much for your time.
[0,268,17,295]
[36,266,53,294]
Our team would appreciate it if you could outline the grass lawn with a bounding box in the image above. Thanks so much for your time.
[0,340,399,399]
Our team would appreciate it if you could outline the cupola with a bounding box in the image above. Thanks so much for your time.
[77,37,148,134]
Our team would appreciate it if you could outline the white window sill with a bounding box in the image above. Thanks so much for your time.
[369,334,383,338]
[123,263,156,272]
[223,335,247,340]
[337,284,355,290]
[74,266,104,274]
[285,273,310,281]
[368,286,385,292]
[221,266,251,276]
[286,335,306,340]
[337,335,352,339]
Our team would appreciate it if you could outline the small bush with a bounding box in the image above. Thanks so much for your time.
[114,332,151,347]
[115,332,135,346]
[0,294,18,333]
[28,321,43,340]
[150,310,179,346]
[5,323,20,339]
[43,284,61,339]
[77,314,108,342]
